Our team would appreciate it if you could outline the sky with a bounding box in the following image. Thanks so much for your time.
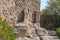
[40,0,48,10]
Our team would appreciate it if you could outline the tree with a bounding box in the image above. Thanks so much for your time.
[41,0,60,38]
[41,0,60,27]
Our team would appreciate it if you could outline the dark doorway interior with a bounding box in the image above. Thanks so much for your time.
[32,12,36,23]
[18,10,25,22]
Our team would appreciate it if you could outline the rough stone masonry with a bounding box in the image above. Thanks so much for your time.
[0,0,40,38]
[0,0,40,25]
[0,0,60,40]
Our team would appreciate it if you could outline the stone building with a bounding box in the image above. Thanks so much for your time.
[0,0,40,37]
[0,0,40,26]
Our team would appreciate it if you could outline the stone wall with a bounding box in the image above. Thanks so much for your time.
[0,0,40,26]
[0,0,40,38]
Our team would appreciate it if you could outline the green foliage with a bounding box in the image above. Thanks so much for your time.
[55,17,60,38]
[0,17,16,40]
[56,28,60,38]
[41,0,60,15]
[41,0,60,38]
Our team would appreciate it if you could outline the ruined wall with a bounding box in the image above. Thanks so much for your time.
[0,0,40,38]
[0,0,17,26]
[0,0,40,26]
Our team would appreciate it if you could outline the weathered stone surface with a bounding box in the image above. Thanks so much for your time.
[48,30,56,36]
[0,0,40,38]
[40,36,60,40]
[16,37,29,40]
[16,36,40,40]
[36,28,48,36]
[14,23,33,38]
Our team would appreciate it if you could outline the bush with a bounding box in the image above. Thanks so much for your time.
[56,27,60,38]
[55,16,60,38]
[0,17,16,40]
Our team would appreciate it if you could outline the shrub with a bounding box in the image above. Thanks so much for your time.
[55,16,60,38]
[56,27,60,38]
[0,17,16,40]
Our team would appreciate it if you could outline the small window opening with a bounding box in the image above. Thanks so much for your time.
[32,12,36,23]
[18,10,25,22]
